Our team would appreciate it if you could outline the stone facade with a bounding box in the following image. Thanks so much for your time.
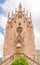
[3,3,36,59]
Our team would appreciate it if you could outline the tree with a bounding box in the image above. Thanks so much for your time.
[11,56,29,65]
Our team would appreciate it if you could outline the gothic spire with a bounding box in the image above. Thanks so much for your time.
[18,2,22,12]
[30,12,31,20]
[8,12,10,18]
[26,10,28,17]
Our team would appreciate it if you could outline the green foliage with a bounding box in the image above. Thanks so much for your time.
[0,60,2,63]
[0,57,3,63]
[11,56,29,65]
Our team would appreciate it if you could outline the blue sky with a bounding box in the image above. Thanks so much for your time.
[0,0,6,4]
[0,27,4,34]
[0,0,40,57]
[0,0,5,15]
[0,6,4,14]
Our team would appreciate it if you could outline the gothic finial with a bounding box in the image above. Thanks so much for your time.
[15,8,17,14]
[19,2,22,8]
[24,8,25,13]
[30,12,31,19]
[8,12,10,18]
[18,2,22,12]
[26,10,28,17]
[12,11,13,17]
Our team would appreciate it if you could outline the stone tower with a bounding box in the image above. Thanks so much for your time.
[3,3,36,59]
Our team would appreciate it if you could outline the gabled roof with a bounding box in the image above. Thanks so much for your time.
[8,3,32,23]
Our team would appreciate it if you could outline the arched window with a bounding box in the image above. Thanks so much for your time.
[16,39,22,53]
[16,43,21,48]
[17,27,23,33]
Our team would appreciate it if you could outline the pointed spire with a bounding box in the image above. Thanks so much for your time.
[24,8,25,13]
[8,12,10,23]
[12,11,14,17]
[8,12,10,18]
[30,12,31,19]
[18,2,22,12]
[26,10,28,17]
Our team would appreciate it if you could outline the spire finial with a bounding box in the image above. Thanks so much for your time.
[19,2,22,8]
[8,12,10,18]
[26,10,28,17]
[30,12,31,19]
[12,11,14,17]
[24,8,25,12]
[18,2,22,12]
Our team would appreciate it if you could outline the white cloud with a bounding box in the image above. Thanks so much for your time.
[32,0,40,15]
[0,15,7,29]
[0,33,4,57]
[34,29,40,50]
